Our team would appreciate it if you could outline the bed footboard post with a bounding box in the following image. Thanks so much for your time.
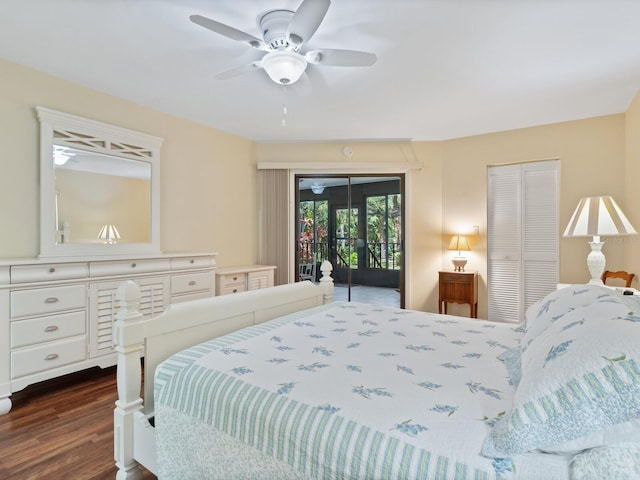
[320,260,334,304]
[113,281,145,480]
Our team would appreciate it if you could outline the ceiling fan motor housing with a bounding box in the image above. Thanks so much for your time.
[260,10,296,50]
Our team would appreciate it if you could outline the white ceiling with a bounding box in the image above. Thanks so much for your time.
[2,0,640,143]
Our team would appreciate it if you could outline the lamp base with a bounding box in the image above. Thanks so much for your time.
[452,257,467,272]
[586,240,605,285]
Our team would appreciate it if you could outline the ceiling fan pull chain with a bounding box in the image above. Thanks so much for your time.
[282,84,288,126]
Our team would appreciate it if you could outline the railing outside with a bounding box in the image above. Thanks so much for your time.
[299,241,400,271]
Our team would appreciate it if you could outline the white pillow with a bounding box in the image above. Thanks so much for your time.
[483,287,640,457]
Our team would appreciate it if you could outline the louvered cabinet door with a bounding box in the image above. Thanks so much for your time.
[88,277,170,358]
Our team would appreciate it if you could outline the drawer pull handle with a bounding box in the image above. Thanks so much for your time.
[49,267,56,273]
[188,280,196,286]
[44,325,59,332]
[232,289,238,293]
[45,353,59,361]
[190,259,194,264]
[233,276,238,281]
[131,263,137,268]
[44,297,59,304]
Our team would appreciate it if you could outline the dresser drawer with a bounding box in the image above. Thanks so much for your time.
[11,262,87,283]
[11,284,86,318]
[171,272,212,295]
[171,256,215,270]
[89,258,171,277]
[11,311,86,348]
[0,266,9,284]
[11,336,86,378]
[218,272,247,289]
[171,291,212,304]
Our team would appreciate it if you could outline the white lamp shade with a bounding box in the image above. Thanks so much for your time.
[262,50,307,85]
[98,224,121,243]
[563,196,636,286]
[563,196,636,237]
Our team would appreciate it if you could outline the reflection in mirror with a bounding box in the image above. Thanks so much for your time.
[53,145,151,245]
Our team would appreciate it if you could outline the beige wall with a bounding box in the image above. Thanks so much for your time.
[439,114,628,317]
[0,58,257,267]
[257,114,630,316]
[1,57,637,317]
[256,141,444,310]
[625,91,640,274]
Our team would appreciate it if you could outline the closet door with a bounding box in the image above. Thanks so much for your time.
[487,160,559,323]
[487,164,522,323]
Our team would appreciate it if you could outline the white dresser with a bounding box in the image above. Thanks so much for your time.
[215,265,276,296]
[0,252,216,414]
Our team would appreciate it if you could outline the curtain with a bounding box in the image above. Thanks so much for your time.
[258,169,290,286]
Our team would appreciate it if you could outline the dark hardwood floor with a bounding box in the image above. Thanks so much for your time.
[0,366,156,480]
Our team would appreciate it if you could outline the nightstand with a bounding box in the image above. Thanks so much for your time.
[438,270,478,318]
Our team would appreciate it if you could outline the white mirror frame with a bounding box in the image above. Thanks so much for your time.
[37,107,162,257]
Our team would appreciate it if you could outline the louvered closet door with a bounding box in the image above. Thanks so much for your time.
[88,277,170,358]
[488,160,559,323]
[488,164,522,323]
[522,162,559,311]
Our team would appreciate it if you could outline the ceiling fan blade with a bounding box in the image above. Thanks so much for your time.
[287,0,331,47]
[305,49,377,67]
[190,15,268,50]
[215,62,264,80]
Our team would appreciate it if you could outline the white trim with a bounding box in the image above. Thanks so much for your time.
[288,167,412,308]
[259,161,422,172]
[36,107,163,258]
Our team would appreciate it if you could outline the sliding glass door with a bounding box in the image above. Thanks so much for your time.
[296,174,404,308]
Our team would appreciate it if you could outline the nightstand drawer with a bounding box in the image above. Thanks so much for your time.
[11,285,86,318]
[11,336,86,378]
[11,311,86,348]
[218,284,247,295]
[218,272,247,289]
[440,272,473,284]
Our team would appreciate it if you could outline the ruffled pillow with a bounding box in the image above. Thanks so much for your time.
[483,287,640,457]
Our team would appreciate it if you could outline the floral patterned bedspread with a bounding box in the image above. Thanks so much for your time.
[155,302,526,479]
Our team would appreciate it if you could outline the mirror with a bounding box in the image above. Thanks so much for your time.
[37,107,162,257]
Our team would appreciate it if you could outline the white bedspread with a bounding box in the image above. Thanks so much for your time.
[155,302,567,479]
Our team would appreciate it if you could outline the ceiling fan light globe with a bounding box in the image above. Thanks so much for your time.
[262,50,307,85]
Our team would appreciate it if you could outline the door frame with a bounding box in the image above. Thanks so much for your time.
[294,173,406,308]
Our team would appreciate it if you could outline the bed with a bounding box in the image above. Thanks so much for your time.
[113,263,640,480]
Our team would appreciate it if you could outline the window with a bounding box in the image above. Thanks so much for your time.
[335,207,359,269]
[366,194,402,270]
[298,199,328,273]
[487,160,559,323]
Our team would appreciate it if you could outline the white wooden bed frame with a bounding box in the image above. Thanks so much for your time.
[113,261,334,480]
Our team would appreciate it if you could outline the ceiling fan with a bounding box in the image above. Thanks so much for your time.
[190,0,377,86]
